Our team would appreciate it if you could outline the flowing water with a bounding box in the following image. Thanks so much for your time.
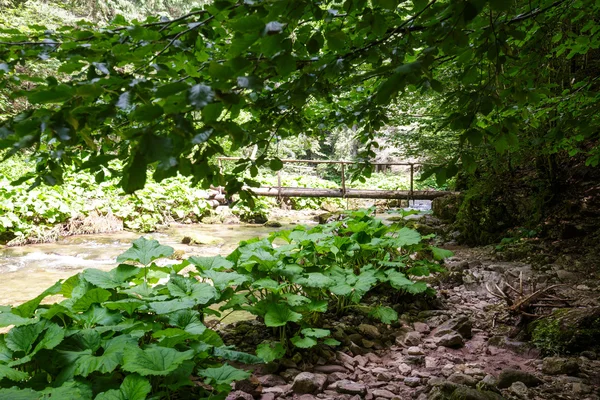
[0,205,432,307]
[0,223,295,306]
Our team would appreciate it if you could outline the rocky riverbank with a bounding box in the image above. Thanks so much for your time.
[218,246,600,400]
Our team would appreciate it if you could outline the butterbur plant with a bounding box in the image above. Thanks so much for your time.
[191,209,452,352]
[0,237,259,400]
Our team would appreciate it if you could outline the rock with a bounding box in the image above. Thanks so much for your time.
[377,371,393,382]
[292,372,327,394]
[435,333,464,348]
[354,355,368,367]
[541,357,579,375]
[448,373,477,387]
[398,363,412,375]
[509,382,529,399]
[450,386,505,400]
[371,389,397,399]
[530,307,600,354]
[264,220,282,228]
[581,350,597,360]
[434,316,472,339]
[234,378,262,397]
[181,234,224,245]
[314,365,348,374]
[405,355,425,365]
[358,324,381,339]
[497,369,542,389]
[260,393,276,400]
[336,380,368,396]
[425,357,438,369]
[337,351,357,366]
[407,346,424,356]
[327,372,349,385]
[477,375,498,392]
[297,395,317,400]
[432,194,463,222]
[404,331,423,346]
[226,391,254,400]
[404,377,421,388]
[414,322,430,333]
[280,368,301,382]
[258,374,287,387]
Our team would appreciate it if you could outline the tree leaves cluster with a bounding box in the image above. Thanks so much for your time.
[0,0,598,194]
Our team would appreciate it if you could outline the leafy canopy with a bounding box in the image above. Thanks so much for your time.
[1,0,598,193]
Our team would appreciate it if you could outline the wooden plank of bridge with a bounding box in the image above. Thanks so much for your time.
[247,187,456,200]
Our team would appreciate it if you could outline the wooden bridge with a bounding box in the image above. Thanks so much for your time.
[216,157,457,201]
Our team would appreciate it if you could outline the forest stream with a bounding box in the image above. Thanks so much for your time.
[2,210,598,399]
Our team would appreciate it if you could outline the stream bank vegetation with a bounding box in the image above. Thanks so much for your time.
[0,210,451,399]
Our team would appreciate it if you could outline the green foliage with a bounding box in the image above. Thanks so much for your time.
[191,209,450,351]
[0,157,211,243]
[0,237,255,399]
[2,0,596,193]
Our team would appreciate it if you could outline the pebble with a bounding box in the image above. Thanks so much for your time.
[407,346,424,356]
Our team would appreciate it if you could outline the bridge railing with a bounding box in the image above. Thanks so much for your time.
[215,157,454,201]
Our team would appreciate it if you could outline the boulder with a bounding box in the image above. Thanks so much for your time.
[541,357,579,376]
[497,369,542,389]
[292,372,327,394]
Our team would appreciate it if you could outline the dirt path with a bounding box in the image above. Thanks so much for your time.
[223,247,600,400]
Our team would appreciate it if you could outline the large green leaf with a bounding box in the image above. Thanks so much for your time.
[393,228,422,247]
[188,255,234,271]
[430,247,454,261]
[167,309,206,335]
[12,281,62,318]
[82,265,141,289]
[122,346,194,376]
[71,288,112,312]
[96,374,152,400]
[198,364,251,385]
[264,303,302,327]
[167,274,217,305]
[369,306,398,324]
[116,237,174,266]
[256,341,285,363]
[290,335,317,349]
[148,298,196,315]
[72,335,137,377]
[0,364,29,382]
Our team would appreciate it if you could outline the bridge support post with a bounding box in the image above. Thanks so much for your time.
[410,164,414,206]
